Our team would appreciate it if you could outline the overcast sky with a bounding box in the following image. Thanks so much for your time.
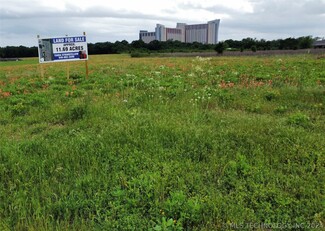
[0,0,324,47]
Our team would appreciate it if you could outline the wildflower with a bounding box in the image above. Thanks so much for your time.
[2,91,11,97]
[160,209,165,215]
[228,82,235,88]
[219,80,235,88]
[194,66,203,72]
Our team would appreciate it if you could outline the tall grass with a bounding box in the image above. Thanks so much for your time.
[0,54,324,230]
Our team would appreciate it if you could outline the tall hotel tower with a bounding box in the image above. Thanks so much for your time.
[139,19,220,44]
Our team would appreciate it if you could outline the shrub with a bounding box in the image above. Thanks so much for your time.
[216,90,234,108]
[66,104,88,121]
[11,102,28,116]
[130,52,150,58]
[274,105,288,114]
[214,42,228,54]
[287,112,311,128]
[264,90,280,101]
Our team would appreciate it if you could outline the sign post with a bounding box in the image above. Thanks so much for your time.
[83,32,89,79]
[66,62,70,79]
[37,35,45,79]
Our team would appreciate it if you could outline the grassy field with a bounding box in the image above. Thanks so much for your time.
[0,54,324,230]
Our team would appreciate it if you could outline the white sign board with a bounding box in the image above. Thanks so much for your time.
[38,35,88,63]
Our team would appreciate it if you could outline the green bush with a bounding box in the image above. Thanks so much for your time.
[287,112,311,128]
[130,52,150,58]
[11,102,28,116]
[67,104,88,121]
[264,90,280,101]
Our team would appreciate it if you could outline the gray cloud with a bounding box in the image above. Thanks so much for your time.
[220,0,325,39]
[173,0,325,40]
[0,6,173,21]
[178,2,241,15]
[0,0,324,46]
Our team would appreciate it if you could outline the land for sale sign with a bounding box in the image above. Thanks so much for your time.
[38,35,88,63]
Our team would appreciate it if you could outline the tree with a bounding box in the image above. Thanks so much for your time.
[131,40,146,49]
[242,37,256,49]
[279,38,299,50]
[114,41,129,53]
[147,40,162,51]
[298,36,313,49]
[214,42,228,54]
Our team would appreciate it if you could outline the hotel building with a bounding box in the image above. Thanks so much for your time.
[139,19,220,44]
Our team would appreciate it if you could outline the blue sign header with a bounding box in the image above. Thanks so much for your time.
[52,36,86,44]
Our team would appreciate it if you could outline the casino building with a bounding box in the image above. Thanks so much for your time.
[139,19,220,44]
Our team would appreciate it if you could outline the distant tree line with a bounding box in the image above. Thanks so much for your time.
[0,46,38,58]
[0,36,316,58]
[89,40,216,54]
[215,36,315,54]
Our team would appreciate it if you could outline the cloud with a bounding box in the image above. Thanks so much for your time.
[0,0,324,46]
[219,0,325,39]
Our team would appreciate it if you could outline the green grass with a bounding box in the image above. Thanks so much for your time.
[0,58,38,67]
[0,54,324,230]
